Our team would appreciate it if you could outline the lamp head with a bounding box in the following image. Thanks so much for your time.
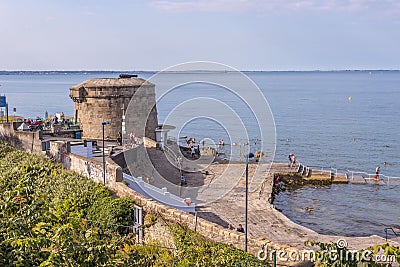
[102,121,110,125]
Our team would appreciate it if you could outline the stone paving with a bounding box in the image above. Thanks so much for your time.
[114,146,399,252]
[197,162,400,250]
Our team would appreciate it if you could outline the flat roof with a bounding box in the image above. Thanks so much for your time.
[70,77,154,89]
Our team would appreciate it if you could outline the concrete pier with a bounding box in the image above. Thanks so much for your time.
[198,162,399,252]
[332,172,348,183]
[349,174,367,184]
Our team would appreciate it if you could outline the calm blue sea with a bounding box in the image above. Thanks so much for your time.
[1,70,399,237]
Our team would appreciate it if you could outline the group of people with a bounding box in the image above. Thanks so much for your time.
[190,145,201,158]
[47,111,65,125]
[186,137,196,147]
[115,132,137,147]
[186,137,201,158]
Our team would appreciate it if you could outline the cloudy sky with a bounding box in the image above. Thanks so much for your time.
[0,0,399,70]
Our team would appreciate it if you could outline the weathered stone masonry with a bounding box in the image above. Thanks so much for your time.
[70,77,158,141]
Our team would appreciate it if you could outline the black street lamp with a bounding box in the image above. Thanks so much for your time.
[245,152,254,252]
[245,156,249,252]
[102,121,110,185]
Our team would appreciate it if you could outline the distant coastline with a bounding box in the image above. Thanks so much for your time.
[1,69,400,75]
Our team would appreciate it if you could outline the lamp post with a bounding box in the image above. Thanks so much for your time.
[245,155,249,252]
[102,121,110,185]
[245,152,254,252]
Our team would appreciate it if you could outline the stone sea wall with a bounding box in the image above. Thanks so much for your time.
[110,180,277,256]
[0,122,42,153]
[45,139,280,257]
[48,140,123,185]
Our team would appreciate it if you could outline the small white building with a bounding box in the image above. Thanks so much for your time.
[155,124,175,150]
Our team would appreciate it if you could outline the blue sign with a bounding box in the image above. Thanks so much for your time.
[0,96,6,107]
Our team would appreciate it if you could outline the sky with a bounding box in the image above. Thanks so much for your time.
[0,0,399,71]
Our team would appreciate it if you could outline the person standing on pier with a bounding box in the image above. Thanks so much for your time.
[374,165,380,183]
[288,153,293,167]
[375,165,380,175]
[288,153,296,167]
[116,132,122,146]
[196,145,200,157]
[191,146,196,158]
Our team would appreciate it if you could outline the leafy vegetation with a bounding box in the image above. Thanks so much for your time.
[0,142,138,266]
[306,240,400,267]
[0,142,267,266]
[171,225,268,267]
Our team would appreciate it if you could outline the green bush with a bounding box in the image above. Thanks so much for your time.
[0,142,138,266]
[0,142,270,266]
[87,197,136,234]
[171,225,268,267]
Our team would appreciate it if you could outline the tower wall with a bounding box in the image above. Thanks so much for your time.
[70,78,158,141]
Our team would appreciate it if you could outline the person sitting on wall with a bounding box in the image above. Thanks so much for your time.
[275,177,283,188]
[236,224,245,233]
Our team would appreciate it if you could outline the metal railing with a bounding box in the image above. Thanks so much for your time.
[163,144,179,162]
[384,227,399,241]
[294,162,400,185]
[346,170,400,184]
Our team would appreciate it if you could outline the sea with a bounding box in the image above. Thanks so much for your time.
[1,70,399,237]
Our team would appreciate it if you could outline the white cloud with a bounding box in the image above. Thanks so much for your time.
[149,0,254,13]
[149,0,400,17]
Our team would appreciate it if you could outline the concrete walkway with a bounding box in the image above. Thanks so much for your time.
[113,146,398,251]
[197,162,399,250]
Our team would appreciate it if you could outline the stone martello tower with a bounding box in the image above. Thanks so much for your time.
[69,76,158,141]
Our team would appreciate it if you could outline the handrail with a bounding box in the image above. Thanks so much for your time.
[163,145,182,172]
[163,145,178,160]
[299,163,400,183]
[384,227,399,241]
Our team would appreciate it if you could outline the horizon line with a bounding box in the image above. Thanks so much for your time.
[1,69,400,73]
